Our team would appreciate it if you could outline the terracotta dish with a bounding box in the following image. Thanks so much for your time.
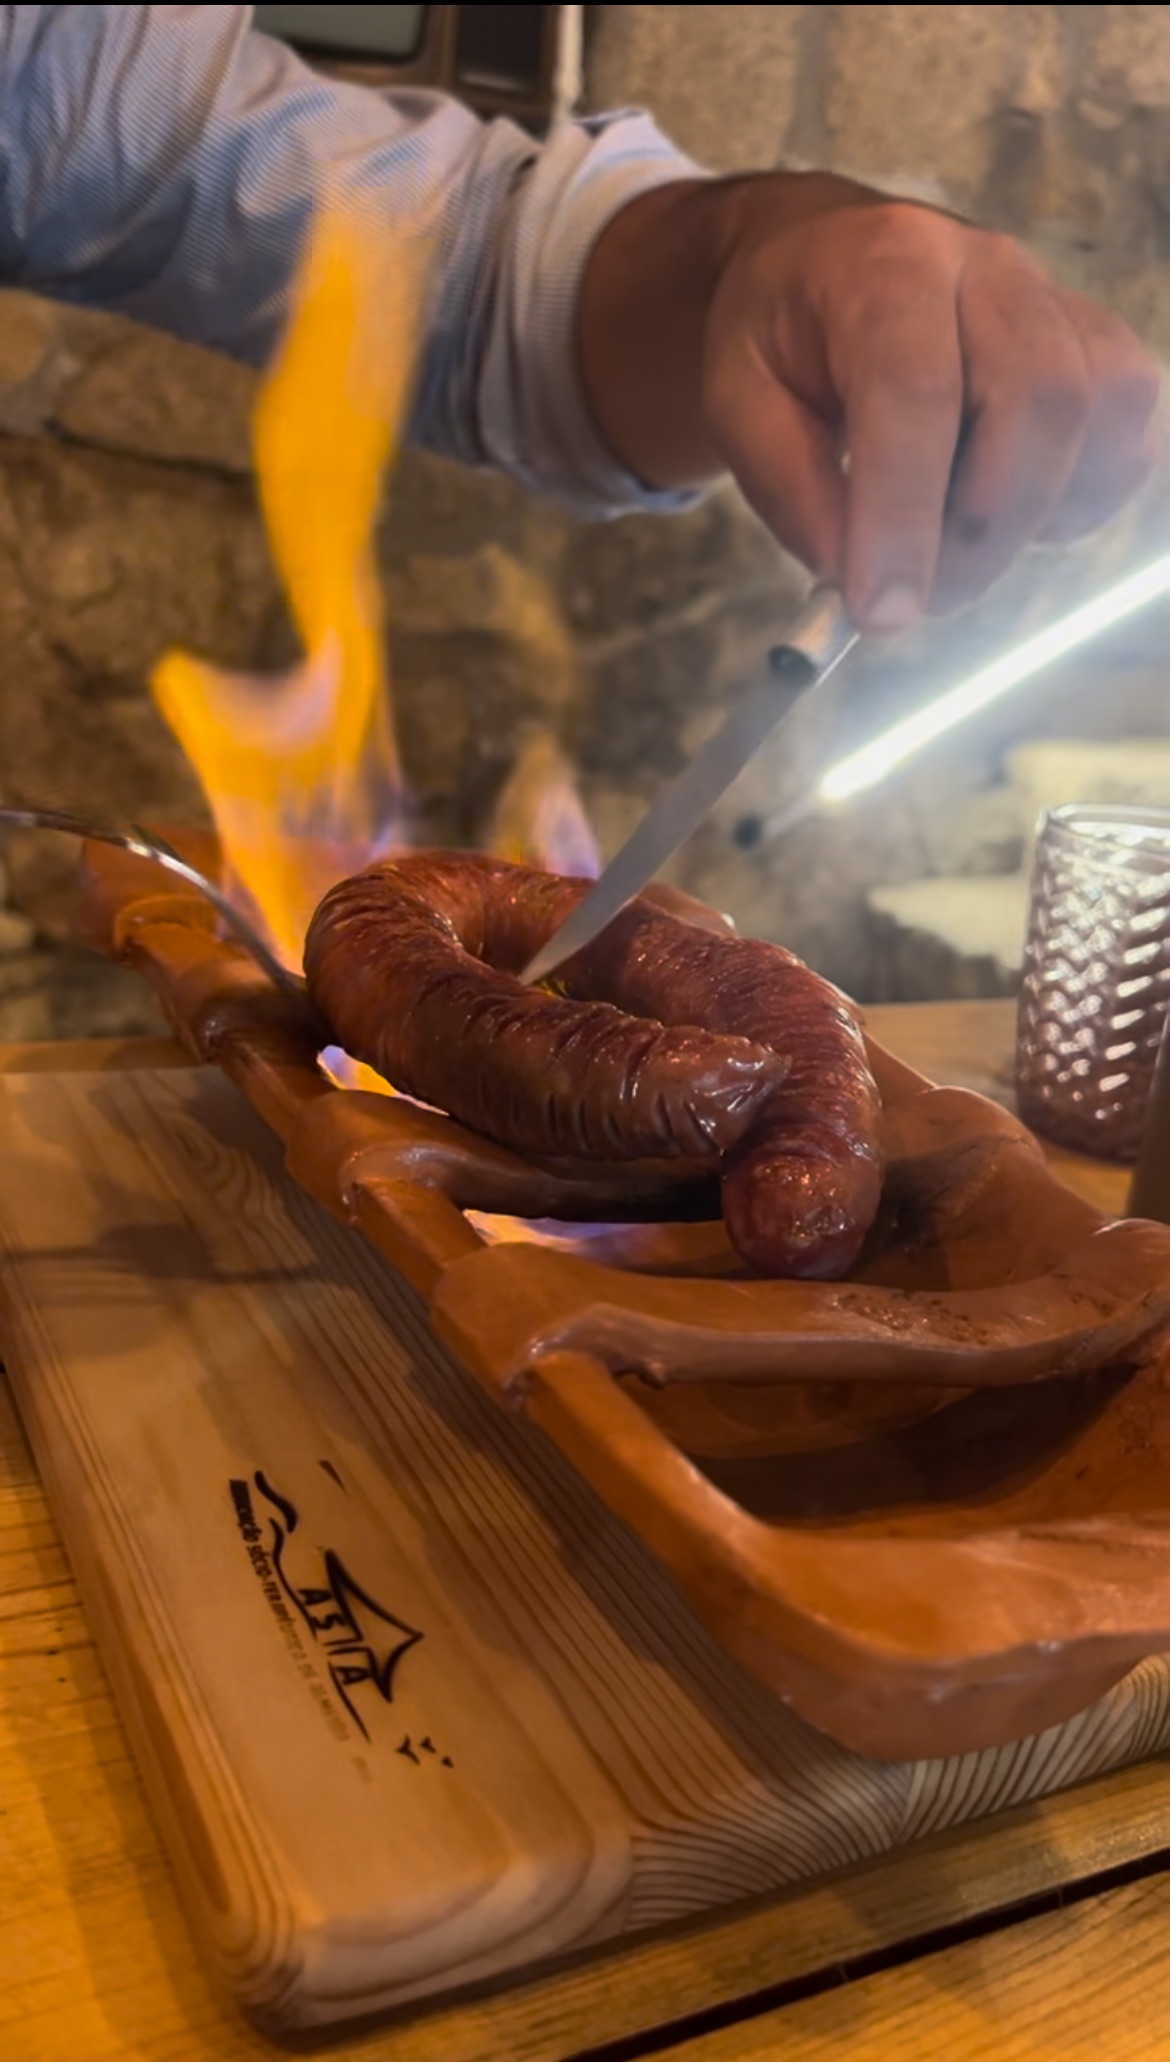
[74,831,1170,1759]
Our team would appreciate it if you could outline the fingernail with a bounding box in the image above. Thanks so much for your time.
[862,583,922,634]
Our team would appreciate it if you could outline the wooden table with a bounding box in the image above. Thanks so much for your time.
[3,1001,1168,2062]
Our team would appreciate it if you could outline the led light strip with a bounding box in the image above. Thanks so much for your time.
[787,553,1170,817]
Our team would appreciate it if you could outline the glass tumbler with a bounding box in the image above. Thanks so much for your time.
[1015,803,1170,1161]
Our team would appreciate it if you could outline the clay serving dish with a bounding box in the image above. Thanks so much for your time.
[72,831,1170,1760]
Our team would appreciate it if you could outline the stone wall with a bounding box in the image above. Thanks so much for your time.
[2,5,1170,1039]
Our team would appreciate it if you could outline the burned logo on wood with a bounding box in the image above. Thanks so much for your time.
[228,1468,449,1759]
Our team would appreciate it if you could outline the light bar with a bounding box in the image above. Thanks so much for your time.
[816,552,1170,806]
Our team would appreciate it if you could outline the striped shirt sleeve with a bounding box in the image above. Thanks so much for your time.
[0,4,707,516]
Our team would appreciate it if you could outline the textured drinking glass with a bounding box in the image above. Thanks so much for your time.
[1015,804,1170,1161]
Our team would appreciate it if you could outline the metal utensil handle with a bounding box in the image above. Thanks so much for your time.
[0,806,307,1003]
[781,585,858,678]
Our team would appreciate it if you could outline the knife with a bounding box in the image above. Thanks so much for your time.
[519,586,859,986]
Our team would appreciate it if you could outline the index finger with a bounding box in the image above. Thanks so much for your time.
[837,279,963,631]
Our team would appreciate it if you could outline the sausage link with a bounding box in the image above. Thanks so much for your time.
[564,901,883,1278]
[304,854,786,1161]
[304,852,883,1277]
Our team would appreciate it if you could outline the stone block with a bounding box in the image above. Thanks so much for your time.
[0,945,165,1043]
[1010,5,1067,115]
[388,544,582,831]
[557,484,790,643]
[912,783,1025,878]
[1087,6,1170,109]
[383,449,551,566]
[666,774,936,996]
[1111,262,1170,359]
[0,908,35,955]
[0,693,208,940]
[0,434,243,938]
[576,615,730,784]
[586,5,805,169]
[1006,737,1170,885]
[0,292,71,434]
[826,5,1013,195]
[0,437,277,685]
[1008,734,1170,818]
[387,542,570,649]
[55,321,255,473]
[865,874,1029,1001]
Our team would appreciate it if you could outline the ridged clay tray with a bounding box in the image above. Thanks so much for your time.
[73,830,1170,1760]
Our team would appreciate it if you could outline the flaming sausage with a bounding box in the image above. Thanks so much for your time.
[304,853,883,1278]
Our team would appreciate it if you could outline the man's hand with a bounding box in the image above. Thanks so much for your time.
[579,172,1161,632]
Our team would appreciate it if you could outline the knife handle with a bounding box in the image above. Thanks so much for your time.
[770,587,858,688]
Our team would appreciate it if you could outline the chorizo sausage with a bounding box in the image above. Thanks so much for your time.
[305,853,784,1161]
[304,852,883,1278]
[564,897,884,1279]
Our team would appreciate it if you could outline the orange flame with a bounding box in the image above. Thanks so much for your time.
[487,729,600,880]
[151,201,428,971]
[149,196,598,1109]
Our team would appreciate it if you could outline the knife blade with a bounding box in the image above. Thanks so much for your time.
[519,586,858,986]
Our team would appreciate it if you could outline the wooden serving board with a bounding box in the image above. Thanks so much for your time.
[5,1056,1170,2038]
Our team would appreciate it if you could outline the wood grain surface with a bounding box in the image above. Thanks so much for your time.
[659,1873,1170,2061]
[3,1363,1168,2062]
[0,1031,1169,2043]
[7,1349,1170,2062]
[6,1295,1170,2062]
